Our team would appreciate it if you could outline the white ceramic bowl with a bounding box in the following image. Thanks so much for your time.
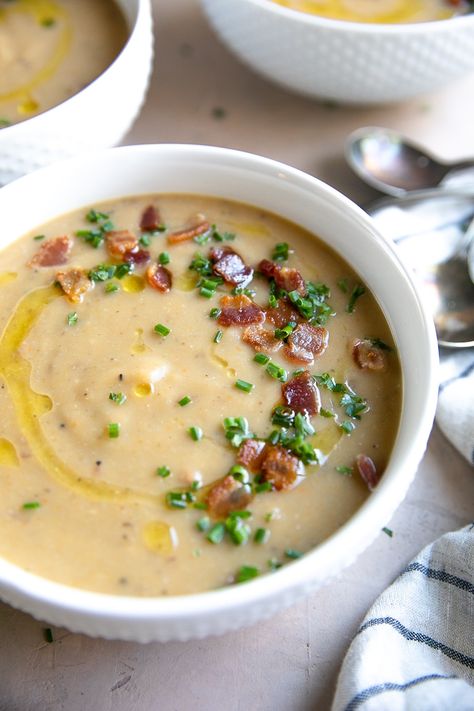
[0,144,438,642]
[0,0,153,185]
[201,0,474,104]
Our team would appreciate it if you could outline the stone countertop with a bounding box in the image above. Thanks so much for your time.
[1,2,473,709]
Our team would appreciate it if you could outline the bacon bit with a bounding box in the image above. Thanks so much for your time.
[353,339,387,371]
[167,219,210,245]
[28,236,72,268]
[206,475,254,518]
[266,300,301,328]
[218,294,265,327]
[146,263,172,292]
[211,246,253,287]
[56,268,92,303]
[105,230,139,259]
[140,205,161,232]
[124,248,150,265]
[355,454,379,491]
[237,439,266,473]
[282,371,321,416]
[258,259,305,295]
[260,445,304,491]
[284,323,328,364]
[241,325,283,353]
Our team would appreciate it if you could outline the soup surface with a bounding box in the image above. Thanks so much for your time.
[271,0,470,23]
[0,0,128,127]
[0,195,401,595]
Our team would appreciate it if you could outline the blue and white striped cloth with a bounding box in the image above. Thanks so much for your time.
[332,525,474,711]
[333,352,474,710]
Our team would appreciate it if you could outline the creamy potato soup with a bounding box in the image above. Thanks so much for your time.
[271,0,471,23]
[0,195,401,595]
[0,0,128,126]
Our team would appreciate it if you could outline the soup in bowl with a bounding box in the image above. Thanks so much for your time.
[0,145,438,641]
[0,0,153,184]
[201,0,474,103]
[270,0,471,23]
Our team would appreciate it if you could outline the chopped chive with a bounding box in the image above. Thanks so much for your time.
[229,464,249,483]
[268,558,282,571]
[115,263,133,279]
[207,522,226,544]
[226,515,251,545]
[200,286,216,299]
[274,322,296,340]
[139,233,151,247]
[189,426,203,441]
[339,420,355,434]
[154,323,171,337]
[158,251,170,265]
[33,234,45,241]
[320,408,335,418]
[209,307,221,319]
[43,628,54,643]
[285,548,303,560]
[255,481,272,493]
[235,565,259,583]
[337,278,349,293]
[272,242,291,262]
[213,330,223,343]
[197,516,211,532]
[347,284,366,313]
[382,527,393,538]
[109,392,127,406]
[166,491,187,509]
[254,527,270,544]
[66,312,78,327]
[264,509,280,522]
[336,465,353,476]
[156,466,171,478]
[193,501,208,510]
[368,337,393,352]
[105,282,119,293]
[266,362,288,382]
[178,395,192,407]
[254,353,270,365]
[22,501,40,510]
[107,422,120,438]
[235,379,254,393]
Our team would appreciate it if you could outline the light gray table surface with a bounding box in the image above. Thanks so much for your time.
[1,2,473,710]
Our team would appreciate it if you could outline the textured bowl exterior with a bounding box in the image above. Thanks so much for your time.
[0,0,153,185]
[201,0,474,104]
[0,144,439,641]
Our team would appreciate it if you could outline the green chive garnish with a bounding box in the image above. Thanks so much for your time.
[235,379,254,393]
[33,234,45,241]
[22,501,40,510]
[107,423,120,438]
[266,362,288,382]
[382,527,393,537]
[178,395,192,407]
[156,466,171,478]
[105,282,119,293]
[197,516,211,532]
[209,307,221,319]
[154,323,170,337]
[43,628,54,643]
[340,420,355,434]
[109,392,126,405]
[254,528,270,544]
[66,312,78,327]
[189,426,203,441]
[207,522,226,544]
[158,252,170,265]
[336,465,353,476]
[285,549,303,560]
[254,353,270,365]
[347,284,366,313]
[272,242,291,262]
[214,330,223,343]
[235,565,259,583]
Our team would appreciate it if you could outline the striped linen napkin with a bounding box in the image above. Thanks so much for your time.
[332,524,474,711]
[437,349,474,465]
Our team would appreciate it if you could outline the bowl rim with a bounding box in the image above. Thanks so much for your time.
[0,0,150,137]
[231,0,474,33]
[0,143,439,627]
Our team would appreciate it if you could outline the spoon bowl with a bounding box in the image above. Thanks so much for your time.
[368,189,474,348]
[347,127,474,197]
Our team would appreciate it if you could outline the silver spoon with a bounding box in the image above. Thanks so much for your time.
[368,189,474,348]
[346,127,474,197]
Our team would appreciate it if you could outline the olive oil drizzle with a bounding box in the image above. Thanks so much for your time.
[0,285,160,506]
